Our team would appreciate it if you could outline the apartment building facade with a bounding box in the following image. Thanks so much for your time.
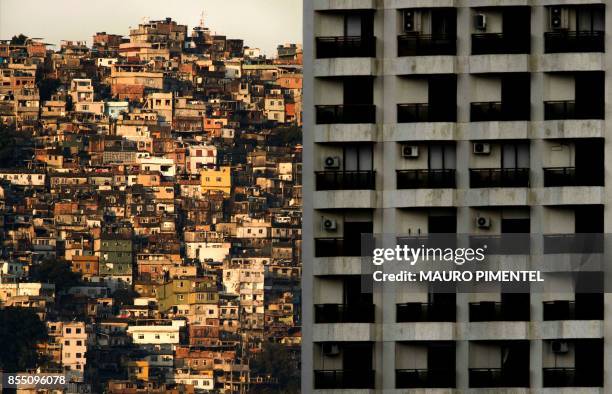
[303,0,612,392]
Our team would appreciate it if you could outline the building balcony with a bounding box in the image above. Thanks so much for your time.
[470,235,531,255]
[314,370,375,389]
[543,300,603,321]
[543,368,603,388]
[543,233,604,254]
[396,369,456,389]
[543,167,603,187]
[397,103,456,123]
[471,33,531,55]
[396,169,456,189]
[313,256,362,276]
[396,302,456,322]
[315,238,361,257]
[470,102,530,122]
[315,171,375,191]
[315,104,376,124]
[315,303,375,324]
[544,100,604,120]
[316,36,376,59]
[544,31,605,53]
[469,168,529,188]
[397,34,456,57]
[469,301,530,322]
[469,368,529,388]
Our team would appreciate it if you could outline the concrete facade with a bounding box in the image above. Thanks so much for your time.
[303,1,612,392]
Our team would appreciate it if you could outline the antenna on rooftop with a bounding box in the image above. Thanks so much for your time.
[199,11,205,28]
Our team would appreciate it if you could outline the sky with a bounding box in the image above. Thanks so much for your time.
[0,0,302,56]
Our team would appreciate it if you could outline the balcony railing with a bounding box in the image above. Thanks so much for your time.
[316,36,376,58]
[315,171,375,190]
[469,368,530,388]
[543,368,603,387]
[544,31,605,53]
[470,102,530,122]
[543,167,604,187]
[396,169,456,189]
[315,303,375,323]
[543,300,604,320]
[469,168,530,188]
[469,301,530,321]
[469,235,531,255]
[397,34,457,56]
[397,103,456,122]
[314,370,376,389]
[315,238,359,257]
[396,369,456,388]
[396,302,456,322]
[544,100,604,120]
[543,233,604,254]
[472,33,531,55]
[315,104,376,124]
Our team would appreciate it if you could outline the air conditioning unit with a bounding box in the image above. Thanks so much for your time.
[473,142,491,155]
[322,343,340,356]
[322,217,337,232]
[403,10,420,33]
[475,14,487,30]
[476,216,491,229]
[402,145,419,158]
[552,340,569,354]
[550,7,569,30]
[324,156,341,169]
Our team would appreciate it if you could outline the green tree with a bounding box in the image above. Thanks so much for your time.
[10,34,28,45]
[29,259,81,294]
[0,307,48,372]
[268,126,302,147]
[250,343,300,393]
[112,288,139,307]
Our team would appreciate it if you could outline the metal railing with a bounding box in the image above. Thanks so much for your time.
[397,34,456,56]
[315,170,375,190]
[315,238,358,257]
[396,302,456,322]
[469,368,530,388]
[469,168,529,188]
[543,233,604,254]
[544,100,604,120]
[316,36,376,58]
[543,368,603,387]
[543,300,604,320]
[396,369,456,388]
[470,101,530,121]
[544,31,605,53]
[315,303,375,323]
[472,33,531,55]
[469,301,530,321]
[315,104,376,124]
[396,169,456,189]
[314,370,376,389]
[397,103,456,122]
[543,167,604,187]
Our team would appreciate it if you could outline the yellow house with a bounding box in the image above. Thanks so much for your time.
[200,166,231,195]
[127,360,150,381]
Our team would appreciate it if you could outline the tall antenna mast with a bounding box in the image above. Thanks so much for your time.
[199,11,205,28]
